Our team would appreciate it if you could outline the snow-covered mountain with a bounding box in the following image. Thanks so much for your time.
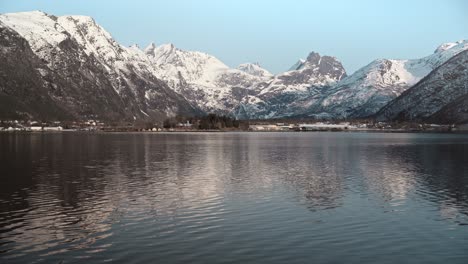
[0,19,69,120]
[375,50,468,123]
[233,52,347,119]
[142,43,348,119]
[0,11,200,121]
[305,40,468,119]
[260,52,347,95]
[143,42,273,113]
[1,11,466,124]
[237,63,273,78]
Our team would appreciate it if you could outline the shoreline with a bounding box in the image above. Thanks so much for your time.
[1,129,468,134]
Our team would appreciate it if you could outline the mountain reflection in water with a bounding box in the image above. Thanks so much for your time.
[1,132,467,263]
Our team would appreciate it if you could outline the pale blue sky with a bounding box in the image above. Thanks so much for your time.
[1,0,467,74]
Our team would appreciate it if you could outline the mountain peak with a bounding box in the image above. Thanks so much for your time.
[1,10,57,25]
[144,42,156,55]
[306,51,321,64]
[238,62,262,68]
[5,10,47,17]
[435,42,458,54]
[237,62,273,78]
[289,51,340,72]
[288,59,305,71]
[160,43,176,50]
[129,43,140,50]
[0,11,71,50]
[149,43,177,56]
[434,39,468,54]
[64,15,95,22]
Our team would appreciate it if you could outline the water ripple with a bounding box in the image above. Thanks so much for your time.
[0,132,468,263]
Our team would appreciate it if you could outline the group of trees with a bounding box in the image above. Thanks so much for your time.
[198,114,241,130]
[163,114,248,130]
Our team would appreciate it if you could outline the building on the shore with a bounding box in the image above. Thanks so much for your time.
[249,124,293,131]
[299,123,351,131]
[43,126,63,131]
[176,121,193,129]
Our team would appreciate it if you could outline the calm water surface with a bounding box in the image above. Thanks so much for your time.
[1,132,468,263]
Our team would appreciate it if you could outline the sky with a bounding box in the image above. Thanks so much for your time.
[1,0,467,74]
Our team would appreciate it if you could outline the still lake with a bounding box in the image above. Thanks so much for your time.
[0,132,468,263]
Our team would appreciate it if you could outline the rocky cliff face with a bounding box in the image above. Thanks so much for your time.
[233,52,347,119]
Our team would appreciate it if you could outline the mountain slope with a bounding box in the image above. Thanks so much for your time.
[1,11,466,123]
[233,52,347,119]
[428,94,468,124]
[0,11,200,121]
[306,40,468,119]
[144,45,349,119]
[375,50,468,123]
[237,63,273,78]
[144,43,272,113]
[0,21,71,120]
[260,52,347,95]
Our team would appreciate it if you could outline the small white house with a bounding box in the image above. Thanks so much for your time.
[176,121,193,129]
[43,126,63,131]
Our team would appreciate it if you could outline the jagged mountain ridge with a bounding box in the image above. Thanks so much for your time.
[144,42,274,113]
[237,63,273,78]
[260,52,347,95]
[145,43,346,119]
[149,38,467,120]
[233,52,348,119]
[143,42,347,118]
[1,11,467,123]
[299,40,468,119]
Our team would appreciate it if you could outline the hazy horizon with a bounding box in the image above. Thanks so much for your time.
[1,0,467,74]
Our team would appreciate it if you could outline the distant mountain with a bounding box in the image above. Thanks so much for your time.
[233,52,347,119]
[260,52,347,95]
[237,62,273,78]
[142,45,349,119]
[303,40,468,119]
[0,11,200,121]
[1,11,466,124]
[144,43,272,113]
[375,49,468,124]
